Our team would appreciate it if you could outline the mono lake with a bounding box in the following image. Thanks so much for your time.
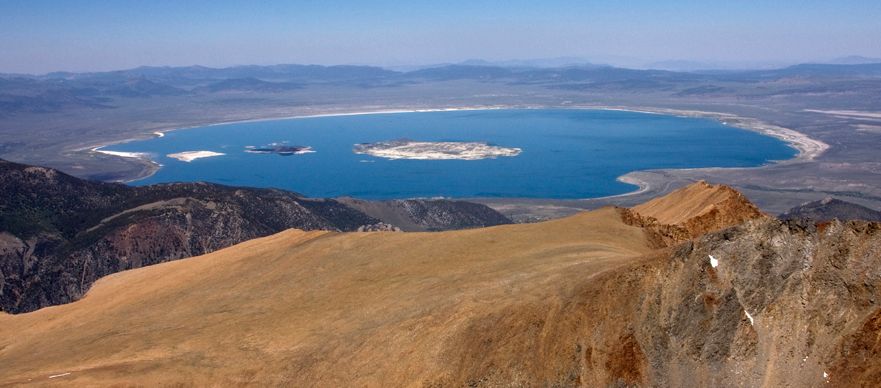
[105,109,797,199]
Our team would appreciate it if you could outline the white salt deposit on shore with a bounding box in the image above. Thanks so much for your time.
[92,148,150,159]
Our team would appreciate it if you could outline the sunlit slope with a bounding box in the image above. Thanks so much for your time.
[631,180,765,237]
[2,182,869,387]
[0,207,651,386]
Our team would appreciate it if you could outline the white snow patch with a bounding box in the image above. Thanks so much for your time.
[709,255,719,268]
[744,310,754,325]
[48,372,71,379]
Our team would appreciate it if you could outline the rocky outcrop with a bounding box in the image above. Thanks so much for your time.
[780,197,881,222]
[356,222,402,232]
[627,181,767,247]
[434,217,881,387]
[623,218,881,386]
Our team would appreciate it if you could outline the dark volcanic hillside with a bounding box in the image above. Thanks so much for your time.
[0,159,511,313]
[0,159,378,313]
[780,197,881,222]
[339,197,513,231]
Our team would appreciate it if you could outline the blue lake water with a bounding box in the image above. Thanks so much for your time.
[107,109,797,199]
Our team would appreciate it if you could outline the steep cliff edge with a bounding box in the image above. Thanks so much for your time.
[438,218,881,387]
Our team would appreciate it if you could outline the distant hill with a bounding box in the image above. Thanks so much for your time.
[763,62,881,78]
[43,64,399,83]
[458,57,602,69]
[0,159,511,313]
[829,55,881,65]
[194,77,302,93]
[779,197,881,222]
[644,60,790,72]
[403,64,518,81]
[339,198,512,231]
[105,77,188,97]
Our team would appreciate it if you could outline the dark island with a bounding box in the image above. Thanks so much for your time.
[245,143,315,156]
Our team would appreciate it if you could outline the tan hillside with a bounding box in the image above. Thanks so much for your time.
[631,180,765,238]
[1,184,880,387]
[0,207,653,386]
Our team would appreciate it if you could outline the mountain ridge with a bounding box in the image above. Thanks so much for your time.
[4,180,877,385]
[0,159,511,313]
[630,180,766,240]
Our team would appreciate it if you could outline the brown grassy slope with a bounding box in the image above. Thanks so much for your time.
[3,182,875,387]
[631,180,766,239]
[0,207,653,386]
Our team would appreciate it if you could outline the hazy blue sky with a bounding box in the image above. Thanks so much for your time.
[2,0,880,73]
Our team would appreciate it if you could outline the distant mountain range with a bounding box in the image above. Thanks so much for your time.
[3,61,881,115]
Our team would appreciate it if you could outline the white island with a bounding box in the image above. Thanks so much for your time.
[167,151,225,162]
[354,140,521,160]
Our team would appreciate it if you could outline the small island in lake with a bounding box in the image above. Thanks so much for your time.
[166,150,225,162]
[245,143,315,156]
[353,139,521,160]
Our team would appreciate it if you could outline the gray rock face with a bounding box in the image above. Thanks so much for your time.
[635,220,881,386]
[629,218,881,386]
[356,222,402,232]
[439,217,881,386]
